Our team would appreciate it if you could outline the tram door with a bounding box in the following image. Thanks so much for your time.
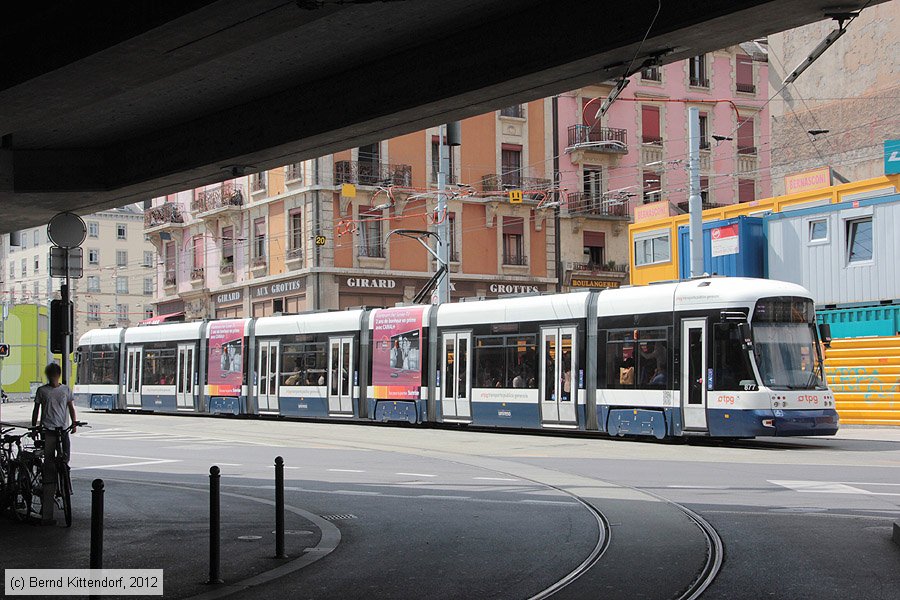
[681,319,708,430]
[540,327,577,425]
[441,332,471,421]
[125,347,143,408]
[175,344,195,409]
[328,337,354,415]
[256,340,280,412]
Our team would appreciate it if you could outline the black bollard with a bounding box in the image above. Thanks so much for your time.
[207,466,223,584]
[275,456,287,558]
[90,479,104,569]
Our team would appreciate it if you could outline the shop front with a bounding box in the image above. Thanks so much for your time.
[251,277,307,317]
[214,289,245,319]
[337,275,551,309]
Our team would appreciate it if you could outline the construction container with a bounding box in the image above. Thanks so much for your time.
[677,216,765,279]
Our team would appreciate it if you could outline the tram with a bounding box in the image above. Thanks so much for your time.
[74,277,839,439]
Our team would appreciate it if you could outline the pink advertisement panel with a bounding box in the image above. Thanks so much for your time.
[208,320,245,396]
[372,306,426,400]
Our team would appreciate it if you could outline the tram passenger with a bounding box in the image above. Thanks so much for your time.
[639,342,667,384]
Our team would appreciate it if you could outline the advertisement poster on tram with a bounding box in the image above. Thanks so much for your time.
[372,306,426,400]
[207,320,245,396]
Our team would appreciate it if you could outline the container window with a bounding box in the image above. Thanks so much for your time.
[634,231,670,266]
[808,220,828,242]
[846,217,873,263]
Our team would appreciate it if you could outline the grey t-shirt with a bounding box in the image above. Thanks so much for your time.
[35,384,74,429]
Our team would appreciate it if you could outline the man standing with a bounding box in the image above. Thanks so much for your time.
[31,363,78,525]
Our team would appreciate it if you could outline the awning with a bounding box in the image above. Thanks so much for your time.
[139,311,185,326]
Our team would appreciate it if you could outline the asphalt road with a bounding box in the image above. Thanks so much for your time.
[1,403,898,600]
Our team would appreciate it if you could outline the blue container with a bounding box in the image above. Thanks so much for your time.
[677,216,765,279]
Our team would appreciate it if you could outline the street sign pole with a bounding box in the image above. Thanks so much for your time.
[62,249,71,386]
[47,212,86,387]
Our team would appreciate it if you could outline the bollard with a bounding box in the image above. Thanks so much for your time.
[90,479,104,569]
[275,456,287,558]
[207,466,223,585]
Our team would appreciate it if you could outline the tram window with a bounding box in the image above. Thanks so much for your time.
[474,334,537,389]
[281,338,327,386]
[89,346,119,385]
[713,324,756,390]
[605,328,669,389]
[142,343,177,386]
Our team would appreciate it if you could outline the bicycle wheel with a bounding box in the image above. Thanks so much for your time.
[59,463,72,527]
[11,464,32,522]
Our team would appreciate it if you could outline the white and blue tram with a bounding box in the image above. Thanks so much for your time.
[74,277,839,439]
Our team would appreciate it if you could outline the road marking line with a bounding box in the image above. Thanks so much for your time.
[418,494,471,500]
[72,459,179,470]
[331,490,380,496]
[474,477,519,482]
[328,468,364,473]
[216,463,243,466]
[396,472,436,477]
[769,480,874,495]
[666,485,731,489]
[518,499,578,506]
[78,452,174,461]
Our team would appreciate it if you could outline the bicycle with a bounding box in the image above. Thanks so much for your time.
[1,421,88,526]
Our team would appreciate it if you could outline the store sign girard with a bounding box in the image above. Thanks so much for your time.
[215,290,243,305]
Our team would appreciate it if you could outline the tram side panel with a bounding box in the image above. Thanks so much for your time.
[368,306,431,424]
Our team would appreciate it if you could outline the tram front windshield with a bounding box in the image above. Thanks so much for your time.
[752,297,825,390]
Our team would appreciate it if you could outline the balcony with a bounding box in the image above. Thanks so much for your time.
[499,104,524,118]
[736,82,756,94]
[566,193,630,219]
[286,247,304,270]
[163,274,176,288]
[192,184,244,216]
[250,256,267,275]
[737,153,758,174]
[568,261,629,274]
[219,259,235,283]
[738,145,757,156]
[190,267,205,286]
[334,160,412,187]
[358,245,385,259]
[641,144,663,166]
[689,76,709,88]
[676,201,728,213]
[285,163,303,183]
[481,174,552,194]
[502,253,528,266]
[144,202,185,230]
[567,125,628,154]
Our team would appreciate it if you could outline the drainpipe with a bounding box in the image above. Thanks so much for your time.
[552,95,562,292]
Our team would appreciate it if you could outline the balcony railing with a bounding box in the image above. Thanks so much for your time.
[567,125,628,153]
[689,76,709,87]
[736,82,756,94]
[481,174,552,193]
[220,262,234,275]
[502,252,528,266]
[190,267,205,281]
[191,184,244,213]
[738,145,757,156]
[287,247,304,261]
[285,163,303,182]
[164,274,176,287]
[335,160,412,187]
[144,202,184,228]
[358,245,385,259]
[566,193,630,217]
[676,201,728,213]
[251,256,267,269]
[569,262,629,273]
[500,104,524,118]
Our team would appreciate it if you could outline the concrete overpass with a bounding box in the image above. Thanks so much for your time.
[0,0,879,232]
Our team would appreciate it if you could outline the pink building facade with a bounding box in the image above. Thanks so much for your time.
[557,44,771,222]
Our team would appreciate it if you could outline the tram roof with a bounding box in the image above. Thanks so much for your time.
[77,327,124,346]
[124,321,205,343]
[254,309,365,337]
[437,292,590,327]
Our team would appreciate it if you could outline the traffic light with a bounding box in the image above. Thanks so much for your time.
[50,299,74,354]
[0,343,9,358]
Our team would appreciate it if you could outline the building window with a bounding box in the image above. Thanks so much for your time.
[738,178,755,203]
[448,212,458,262]
[642,171,661,203]
[640,65,661,81]
[21,233,27,249]
[33,255,39,273]
[143,250,154,267]
[809,220,828,242]
[88,222,99,238]
[87,276,101,292]
[164,242,176,285]
[499,104,524,118]
[736,54,755,93]
[285,162,303,182]
[431,138,456,184]
[689,54,709,87]
[698,112,710,149]
[737,117,756,155]
[700,176,710,204]
[634,231,670,266]
[192,235,204,270]
[21,258,26,277]
[221,226,234,268]
[8,261,14,279]
[116,249,128,267]
[358,207,384,258]
[87,304,100,321]
[289,209,303,259]
[501,145,522,188]
[88,249,99,265]
[502,216,526,265]
[641,105,661,144]
[253,218,266,259]
[116,223,127,240]
[251,171,267,193]
[33,230,39,246]
[143,277,154,295]
[357,142,381,184]
[116,276,129,294]
[33,281,39,298]
[583,168,603,199]
[116,304,128,323]
[583,231,605,267]
[144,307,154,320]
[847,217,873,263]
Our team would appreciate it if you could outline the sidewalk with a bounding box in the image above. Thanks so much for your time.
[0,474,324,599]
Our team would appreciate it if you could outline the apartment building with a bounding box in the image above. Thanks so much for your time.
[0,205,158,338]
